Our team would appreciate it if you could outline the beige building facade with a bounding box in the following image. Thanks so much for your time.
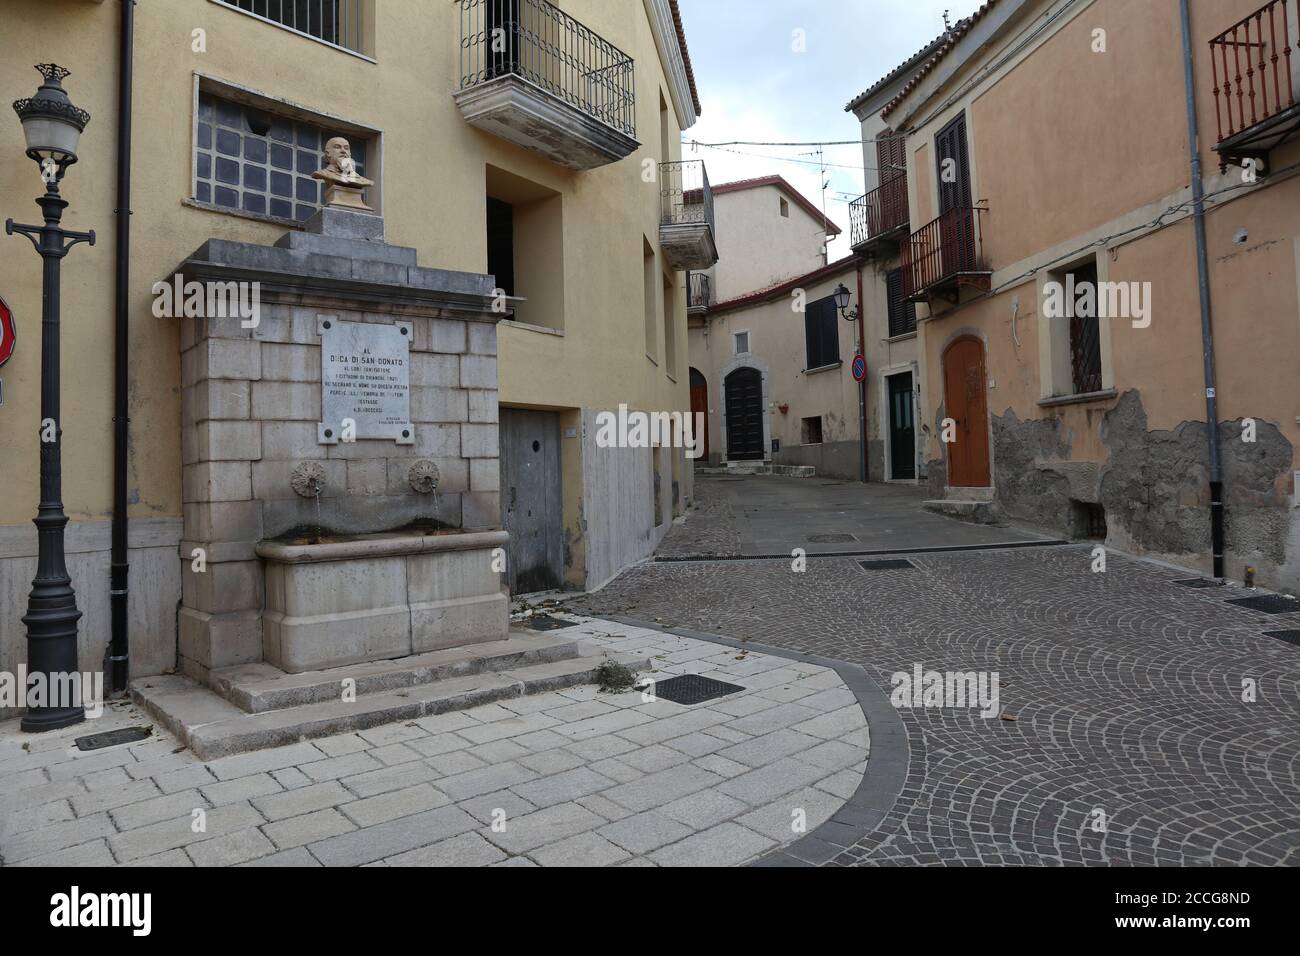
[688,77,923,483]
[885,0,1299,591]
[0,0,712,712]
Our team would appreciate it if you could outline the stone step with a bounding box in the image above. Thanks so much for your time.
[208,631,584,714]
[945,486,995,502]
[131,649,649,761]
[923,498,1001,525]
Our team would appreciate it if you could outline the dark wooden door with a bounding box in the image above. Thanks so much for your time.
[942,338,990,488]
[888,372,916,480]
[935,112,976,276]
[935,113,972,214]
[724,367,764,461]
[500,409,562,594]
[689,367,710,460]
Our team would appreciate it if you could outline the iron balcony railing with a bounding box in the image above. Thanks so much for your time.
[900,206,986,299]
[688,272,712,310]
[849,175,910,249]
[458,0,636,137]
[661,160,715,232]
[216,0,369,54]
[1209,0,1296,144]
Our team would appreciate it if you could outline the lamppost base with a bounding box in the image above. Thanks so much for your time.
[21,706,85,733]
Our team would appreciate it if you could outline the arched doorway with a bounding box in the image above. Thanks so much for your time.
[724,367,764,461]
[689,367,710,461]
[942,337,990,487]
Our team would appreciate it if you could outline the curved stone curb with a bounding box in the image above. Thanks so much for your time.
[598,614,909,868]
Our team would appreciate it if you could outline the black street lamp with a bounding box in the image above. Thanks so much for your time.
[6,64,95,732]
[833,283,859,322]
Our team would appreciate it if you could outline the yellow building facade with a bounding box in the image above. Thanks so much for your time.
[0,0,710,705]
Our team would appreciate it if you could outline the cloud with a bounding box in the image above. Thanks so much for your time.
[677,0,987,259]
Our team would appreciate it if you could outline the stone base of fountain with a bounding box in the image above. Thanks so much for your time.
[258,530,508,674]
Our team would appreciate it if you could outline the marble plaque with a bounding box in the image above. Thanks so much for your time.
[317,317,414,445]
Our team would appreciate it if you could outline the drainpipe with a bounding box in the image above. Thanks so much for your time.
[856,262,868,483]
[1178,0,1225,580]
[107,0,136,695]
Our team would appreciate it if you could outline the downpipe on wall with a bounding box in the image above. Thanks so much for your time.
[856,263,868,483]
[107,0,136,696]
[1178,0,1226,579]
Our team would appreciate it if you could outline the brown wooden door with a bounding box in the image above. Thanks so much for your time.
[943,337,990,487]
[689,367,710,460]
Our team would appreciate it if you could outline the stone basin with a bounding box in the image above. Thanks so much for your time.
[255,530,509,674]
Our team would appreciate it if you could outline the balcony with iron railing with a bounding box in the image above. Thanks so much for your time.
[660,160,719,271]
[454,0,639,170]
[900,206,990,304]
[849,174,910,253]
[1209,0,1300,170]
[687,272,713,314]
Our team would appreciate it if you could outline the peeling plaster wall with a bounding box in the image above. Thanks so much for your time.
[1099,391,1295,586]
[982,389,1296,590]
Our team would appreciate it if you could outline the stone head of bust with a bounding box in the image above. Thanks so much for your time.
[315,136,373,190]
[324,137,355,176]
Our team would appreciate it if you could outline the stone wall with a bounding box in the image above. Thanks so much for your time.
[174,211,503,683]
[0,518,181,720]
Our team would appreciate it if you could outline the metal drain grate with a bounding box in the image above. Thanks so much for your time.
[75,726,151,752]
[809,533,857,544]
[1227,595,1300,615]
[651,674,744,705]
[1173,578,1223,588]
[526,614,578,631]
[1263,629,1300,646]
[860,559,917,571]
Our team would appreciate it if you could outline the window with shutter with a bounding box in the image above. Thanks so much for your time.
[886,269,917,337]
[804,296,840,369]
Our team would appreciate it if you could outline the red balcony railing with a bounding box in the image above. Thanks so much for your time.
[1209,0,1296,144]
[849,175,910,249]
[900,206,987,301]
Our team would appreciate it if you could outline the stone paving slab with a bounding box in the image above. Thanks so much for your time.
[0,615,869,867]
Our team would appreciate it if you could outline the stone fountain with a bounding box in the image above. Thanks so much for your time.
[133,141,642,758]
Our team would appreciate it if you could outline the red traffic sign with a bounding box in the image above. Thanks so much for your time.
[851,353,867,383]
[0,296,15,369]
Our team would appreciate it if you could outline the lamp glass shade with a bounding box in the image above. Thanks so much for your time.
[833,284,852,312]
[19,114,81,162]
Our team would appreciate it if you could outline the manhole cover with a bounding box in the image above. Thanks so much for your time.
[526,614,578,631]
[860,559,916,571]
[651,674,744,706]
[1263,629,1300,646]
[75,726,151,752]
[809,533,857,544]
[1227,595,1300,615]
[1173,578,1223,588]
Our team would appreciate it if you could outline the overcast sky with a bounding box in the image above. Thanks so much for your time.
[677,0,985,260]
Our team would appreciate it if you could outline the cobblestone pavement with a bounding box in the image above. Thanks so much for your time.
[569,540,1300,866]
[658,476,741,558]
[0,620,866,867]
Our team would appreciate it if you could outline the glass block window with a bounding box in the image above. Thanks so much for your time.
[195,92,370,222]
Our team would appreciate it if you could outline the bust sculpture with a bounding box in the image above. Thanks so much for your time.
[313,136,374,211]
